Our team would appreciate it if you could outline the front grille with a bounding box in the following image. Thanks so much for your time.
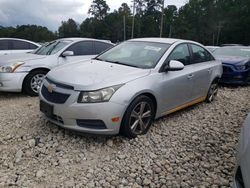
[76,119,107,129]
[46,77,74,90]
[223,66,233,73]
[41,85,70,104]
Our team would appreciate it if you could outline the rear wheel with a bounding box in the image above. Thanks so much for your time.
[23,70,48,96]
[206,80,219,103]
[120,95,155,139]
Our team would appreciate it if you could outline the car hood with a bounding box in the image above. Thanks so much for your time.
[47,60,151,90]
[215,55,250,66]
[0,53,46,66]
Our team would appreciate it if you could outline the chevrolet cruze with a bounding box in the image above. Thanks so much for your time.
[39,38,222,138]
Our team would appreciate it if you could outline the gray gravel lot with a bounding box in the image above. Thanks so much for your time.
[0,86,249,187]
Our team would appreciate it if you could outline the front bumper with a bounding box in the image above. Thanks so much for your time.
[220,64,250,85]
[39,81,127,135]
[0,72,28,92]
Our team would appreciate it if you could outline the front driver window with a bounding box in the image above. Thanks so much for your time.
[168,44,190,65]
[67,41,94,56]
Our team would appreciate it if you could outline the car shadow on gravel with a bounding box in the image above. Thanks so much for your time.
[43,119,127,146]
[0,91,33,99]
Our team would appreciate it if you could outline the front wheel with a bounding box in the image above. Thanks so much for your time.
[206,80,219,103]
[23,70,47,96]
[120,95,155,139]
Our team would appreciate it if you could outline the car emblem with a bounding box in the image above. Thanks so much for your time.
[47,84,56,93]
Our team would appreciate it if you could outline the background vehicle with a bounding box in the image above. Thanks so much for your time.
[39,38,222,138]
[233,113,250,188]
[0,38,114,96]
[0,38,40,55]
[213,46,250,85]
[206,46,220,52]
[221,44,244,47]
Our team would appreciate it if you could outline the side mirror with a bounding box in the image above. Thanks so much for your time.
[62,51,74,57]
[165,60,184,71]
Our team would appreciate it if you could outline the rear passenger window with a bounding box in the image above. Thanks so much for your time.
[168,44,190,65]
[0,40,9,50]
[67,41,94,56]
[12,40,31,50]
[94,42,113,54]
[29,43,38,49]
[191,44,214,63]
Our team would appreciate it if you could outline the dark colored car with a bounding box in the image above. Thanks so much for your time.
[213,46,250,85]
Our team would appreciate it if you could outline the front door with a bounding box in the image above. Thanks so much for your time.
[159,44,195,114]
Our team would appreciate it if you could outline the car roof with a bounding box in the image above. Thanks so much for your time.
[0,37,40,46]
[128,37,192,44]
[57,37,113,44]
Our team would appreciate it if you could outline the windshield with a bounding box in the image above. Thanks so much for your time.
[96,41,170,68]
[213,47,250,58]
[33,40,72,55]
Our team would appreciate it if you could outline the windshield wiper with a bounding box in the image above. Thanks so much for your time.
[93,57,102,61]
[104,60,139,68]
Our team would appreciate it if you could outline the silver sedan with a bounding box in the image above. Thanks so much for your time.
[39,38,222,138]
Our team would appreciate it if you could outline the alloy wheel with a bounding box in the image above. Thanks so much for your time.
[208,82,218,102]
[30,74,45,93]
[129,101,152,135]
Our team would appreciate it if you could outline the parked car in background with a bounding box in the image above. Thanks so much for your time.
[0,38,40,55]
[233,113,250,188]
[206,46,220,52]
[39,38,222,138]
[213,46,250,85]
[221,44,244,47]
[0,38,114,96]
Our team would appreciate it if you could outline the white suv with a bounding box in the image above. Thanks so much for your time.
[0,38,40,55]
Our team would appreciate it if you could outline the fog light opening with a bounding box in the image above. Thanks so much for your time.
[111,117,120,122]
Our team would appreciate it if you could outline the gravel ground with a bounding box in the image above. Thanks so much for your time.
[0,86,249,187]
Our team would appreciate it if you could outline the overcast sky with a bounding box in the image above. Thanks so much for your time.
[0,0,188,31]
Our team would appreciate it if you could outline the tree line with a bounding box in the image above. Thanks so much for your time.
[0,0,249,45]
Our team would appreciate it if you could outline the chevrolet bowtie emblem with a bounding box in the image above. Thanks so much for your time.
[47,84,56,93]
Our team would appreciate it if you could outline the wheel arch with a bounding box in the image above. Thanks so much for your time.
[119,91,158,136]
[22,67,50,91]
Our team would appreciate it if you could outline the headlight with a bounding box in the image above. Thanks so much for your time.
[78,84,124,103]
[0,62,24,73]
[236,65,246,71]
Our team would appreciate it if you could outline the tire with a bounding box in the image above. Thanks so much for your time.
[23,70,48,96]
[120,95,155,139]
[206,79,219,103]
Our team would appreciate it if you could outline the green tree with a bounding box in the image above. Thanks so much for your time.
[88,0,110,20]
[58,18,79,38]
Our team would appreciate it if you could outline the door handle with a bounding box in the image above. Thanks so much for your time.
[187,74,194,79]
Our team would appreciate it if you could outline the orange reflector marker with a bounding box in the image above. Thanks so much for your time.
[111,117,120,122]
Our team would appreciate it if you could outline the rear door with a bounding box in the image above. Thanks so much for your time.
[188,44,215,100]
[58,41,95,65]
